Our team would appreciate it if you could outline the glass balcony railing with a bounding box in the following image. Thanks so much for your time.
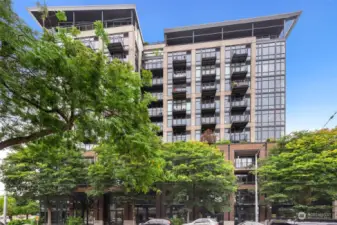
[202,69,216,76]
[152,78,163,86]
[231,99,248,108]
[201,101,216,110]
[144,62,163,70]
[230,133,248,143]
[173,119,187,126]
[231,80,249,89]
[173,134,187,142]
[153,122,163,131]
[173,55,186,62]
[202,82,217,91]
[173,104,186,112]
[148,108,163,116]
[234,158,255,169]
[231,115,249,123]
[173,71,187,79]
[202,51,216,59]
[173,86,186,93]
[151,92,163,100]
[201,116,216,124]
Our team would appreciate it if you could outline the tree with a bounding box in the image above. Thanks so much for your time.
[258,128,337,209]
[0,196,39,220]
[162,141,236,220]
[0,135,87,225]
[200,129,217,144]
[0,0,154,150]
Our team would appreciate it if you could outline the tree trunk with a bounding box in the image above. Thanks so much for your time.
[47,206,52,225]
[26,214,29,220]
[9,215,12,221]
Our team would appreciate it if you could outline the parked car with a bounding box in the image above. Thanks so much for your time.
[140,219,171,225]
[183,218,218,225]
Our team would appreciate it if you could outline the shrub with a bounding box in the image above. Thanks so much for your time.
[66,217,83,225]
[8,220,24,225]
[171,217,183,225]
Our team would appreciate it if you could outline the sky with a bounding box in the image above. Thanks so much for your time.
[10,0,337,133]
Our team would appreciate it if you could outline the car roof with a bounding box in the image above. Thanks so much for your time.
[145,219,170,225]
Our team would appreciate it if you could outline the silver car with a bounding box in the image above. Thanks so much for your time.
[183,218,219,225]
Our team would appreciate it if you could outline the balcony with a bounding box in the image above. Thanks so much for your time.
[230,133,248,143]
[172,55,186,68]
[231,49,248,63]
[231,115,249,130]
[148,108,163,117]
[236,190,255,205]
[153,122,163,132]
[231,66,248,80]
[231,99,248,113]
[201,101,216,112]
[201,52,217,65]
[231,80,249,95]
[172,85,187,97]
[236,174,255,185]
[201,116,216,125]
[201,68,216,82]
[173,71,187,83]
[107,36,124,55]
[202,82,217,95]
[152,78,163,86]
[235,158,255,170]
[173,134,187,142]
[172,118,187,127]
[173,103,186,114]
[151,92,163,101]
[144,62,163,70]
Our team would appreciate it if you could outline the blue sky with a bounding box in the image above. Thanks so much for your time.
[12,0,337,133]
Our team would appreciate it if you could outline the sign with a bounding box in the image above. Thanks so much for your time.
[297,212,306,220]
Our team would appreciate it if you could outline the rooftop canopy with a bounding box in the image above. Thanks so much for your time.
[164,11,301,46]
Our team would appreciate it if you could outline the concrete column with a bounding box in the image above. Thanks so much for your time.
[220,46,226,140]
[250,40,257,142]
[162,52,168,142]
[128,31,136,70]
[190,50,196,140]
[333,200,337,219]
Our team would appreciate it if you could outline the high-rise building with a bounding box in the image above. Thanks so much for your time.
[28,5,300,144]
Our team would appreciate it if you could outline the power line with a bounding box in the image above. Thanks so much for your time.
[323,111,337,128]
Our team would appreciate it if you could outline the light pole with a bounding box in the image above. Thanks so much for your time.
[3,191,7,225]
[255,152,259,223]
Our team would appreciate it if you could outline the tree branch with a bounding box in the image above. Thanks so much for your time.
[0,129,55,150]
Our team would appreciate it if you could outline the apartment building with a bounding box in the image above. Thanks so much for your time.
[28,4,300,225]
[29,5,300,144]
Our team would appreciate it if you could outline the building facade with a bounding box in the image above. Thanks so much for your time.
[28,5,300,144]
[28,4,300,225]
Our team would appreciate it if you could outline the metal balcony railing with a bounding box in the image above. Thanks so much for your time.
[59,18,132,31]
[148,108,163,116]
[202,82,217,91]
[231,115,249,123]
[173,135,187,142]
[173,104,186,112]
[230,133,248,143]
[201,101,216,109]
[231,48,249,63]
[151,92,163,100]
[152,78,163,86]
[173,119,187,126]
[201,116,216,124]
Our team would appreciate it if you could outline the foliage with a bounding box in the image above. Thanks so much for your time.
[66,217,83,225]
[0,135,87,200]
[94,21,109,47]
[162,141,236,215]
[170,217,183,225]
[216,140,231,145]
[0,0,157,165]
[0,196,38,218]
[258,128,337,206]
[200,129,216,144]
[143,42,149,45]
[8,220,25,225]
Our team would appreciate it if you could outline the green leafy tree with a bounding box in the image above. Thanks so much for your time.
[0,135,87,225]
[0,196,17,220]
[0,196,39,220]
[258,128,337,209]
[162,141,236,220]
[0,0,154,152]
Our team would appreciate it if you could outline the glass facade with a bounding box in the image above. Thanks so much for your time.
[255,41,286,141]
